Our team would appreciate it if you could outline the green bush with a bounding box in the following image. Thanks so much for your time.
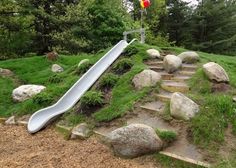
[76,62,93,75]
[122,45,139,57]
[32,92,53,106]
[156,130,177,143]
[112,58,133,74]
[48,74,64,84]
[99,73,119,88]
[80,91,104,108]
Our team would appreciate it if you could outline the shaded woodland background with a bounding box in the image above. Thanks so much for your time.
[0,0,236,59]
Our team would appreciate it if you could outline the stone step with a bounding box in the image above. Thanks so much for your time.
[172,76,191,82]
[182,64,198,71]
[161,81,189,93]
[178,71,196,76]
[159,72,175,80]
[146,61,164,66]
[140,101,165,113]
[155,91,173,102]
[149,66,164,72]
[159,151,211,168]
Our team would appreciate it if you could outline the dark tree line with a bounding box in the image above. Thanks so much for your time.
[127,0,236,55]
[0,0,128,59]
[0,0,236,59]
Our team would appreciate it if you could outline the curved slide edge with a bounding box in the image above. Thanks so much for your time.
[28,40,131,133]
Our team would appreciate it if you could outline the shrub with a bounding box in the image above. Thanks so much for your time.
[112,58,133,74]
[122,45,139,57]
[76,62,93,75]
[156,130,177,144]
[48,74,64,84]
[99,73,119,89]
[80,91,104,108]
[33,92,53,106]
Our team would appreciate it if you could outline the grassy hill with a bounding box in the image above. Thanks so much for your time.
[0,43,236,167]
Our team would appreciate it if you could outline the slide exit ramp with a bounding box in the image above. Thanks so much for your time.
[28,40,135,133]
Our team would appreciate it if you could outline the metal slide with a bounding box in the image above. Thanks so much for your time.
[28,40,135,133]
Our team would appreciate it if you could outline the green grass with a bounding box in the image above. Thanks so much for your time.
[215,152,236,168]
[190,95,236,148]
[93,42,159,122]
[156,129,177,144]
[0,53,102,117]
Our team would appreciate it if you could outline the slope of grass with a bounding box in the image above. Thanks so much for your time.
[0,53,102,117]
[93,42,161,122]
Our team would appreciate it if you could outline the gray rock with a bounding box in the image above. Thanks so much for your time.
[178,51,199,64]
[170,92,199,120]
[78,59,90,67]
[107,124,163,158]
[5,116,16,125]
[132,70,161,90]
[0,68,13,76]
[203,62,229,83]
[146,49,161,59]
[12,85,46,102]
[71,123,91,140]
[233,96,236,102]
[51,64,64,73]
[163,55,182,73]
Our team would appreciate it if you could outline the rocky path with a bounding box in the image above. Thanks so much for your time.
[0,124,158,168]
[142,57,210,166]
[95,53,210,166]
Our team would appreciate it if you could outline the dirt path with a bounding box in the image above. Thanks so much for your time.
[0,124,158,168]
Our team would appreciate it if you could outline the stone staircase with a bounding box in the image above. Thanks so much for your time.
[140,59,198,120]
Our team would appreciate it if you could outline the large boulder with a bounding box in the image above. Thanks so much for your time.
[170,92,199,120]
[146,49,161,59]
[163,55,182,73]
[70,123,91,140]
[178,51,199,64]
[132,70,161,90]
[203,62,229,83]
[78,59,90,67]
[107,124,163,158]
[51,64,64,73]
[12,85,46,102]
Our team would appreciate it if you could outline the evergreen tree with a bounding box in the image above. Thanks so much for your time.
[0,0,33,59]
[190,0,236,55]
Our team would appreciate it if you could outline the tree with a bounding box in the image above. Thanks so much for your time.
[190,0,236,55]
[0,0,33,59]
[54,0,129,53]
[28,0,78,55]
